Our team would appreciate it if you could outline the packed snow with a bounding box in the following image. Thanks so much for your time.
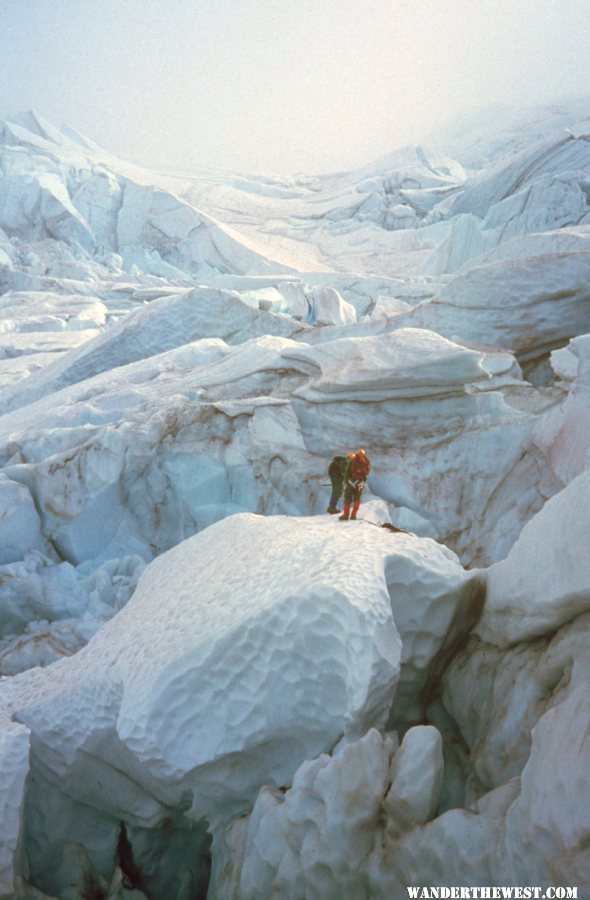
[0,514,472,897]
[0,102,589,896]
[478,466,590,645]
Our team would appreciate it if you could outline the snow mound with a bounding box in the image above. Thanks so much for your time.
[449,130,590,219]
[534,333,590,484]
[111,515,401,801]
[550,343,579,382]
[240,281,356,325]
[284,327,489,402]
[401,250,590,360]
[433,98,590,170]
[503,681,590,886]
[0,112,297,282]
[443,609,590,798]
[0,513,482,896]
[215,679,590,895]
[211,725,444,899]
[381,536,484,726]
[0,286,308,415]
[0,290,106,332]
[0,475,47,563]
[0,514,405,894]
[478,468,590,646]
[0,722,30,896]
[0,553,145,675]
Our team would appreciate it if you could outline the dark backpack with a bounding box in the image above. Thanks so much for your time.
[328,455,348,478]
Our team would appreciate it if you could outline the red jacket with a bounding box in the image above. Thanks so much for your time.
[350,454,371,481]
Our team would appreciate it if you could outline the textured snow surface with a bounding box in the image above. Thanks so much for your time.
[0,514,484,897]
[442,610,590,799]
[214,685,590,897]
[503,682,590,886]
[0,286,308,415]
[109,514,402,803]
[0,475,47,563]
[0,722,30,895]
[0,552,145,675]
[479,467,590,645]
[395,250,590,361]
[285,326,490,401]
[1,103,590,896]
[0,310,535,572]
[534,333,590,483]
[210,723,501,899]
[211,726,444,899]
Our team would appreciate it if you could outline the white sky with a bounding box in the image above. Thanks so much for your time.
[2,0,590,174]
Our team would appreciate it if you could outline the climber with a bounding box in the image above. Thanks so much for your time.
[326,453,355,514]
[339,449,371,521]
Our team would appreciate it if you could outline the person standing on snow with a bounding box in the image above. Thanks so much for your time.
[339,449,371,521]
[326,450,372,519]
[327,453,355,514]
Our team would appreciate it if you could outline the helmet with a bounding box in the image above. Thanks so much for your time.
[347,453,355,458]
[355,448,366,456]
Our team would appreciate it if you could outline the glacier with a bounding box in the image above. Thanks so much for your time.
[0,103,589,897]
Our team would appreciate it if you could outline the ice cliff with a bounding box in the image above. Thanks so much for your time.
[0,103,589,897]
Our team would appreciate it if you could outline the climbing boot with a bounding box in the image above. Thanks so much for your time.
[339,504,351,521]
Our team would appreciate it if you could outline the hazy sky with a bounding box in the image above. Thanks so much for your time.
[2,0,590,174]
